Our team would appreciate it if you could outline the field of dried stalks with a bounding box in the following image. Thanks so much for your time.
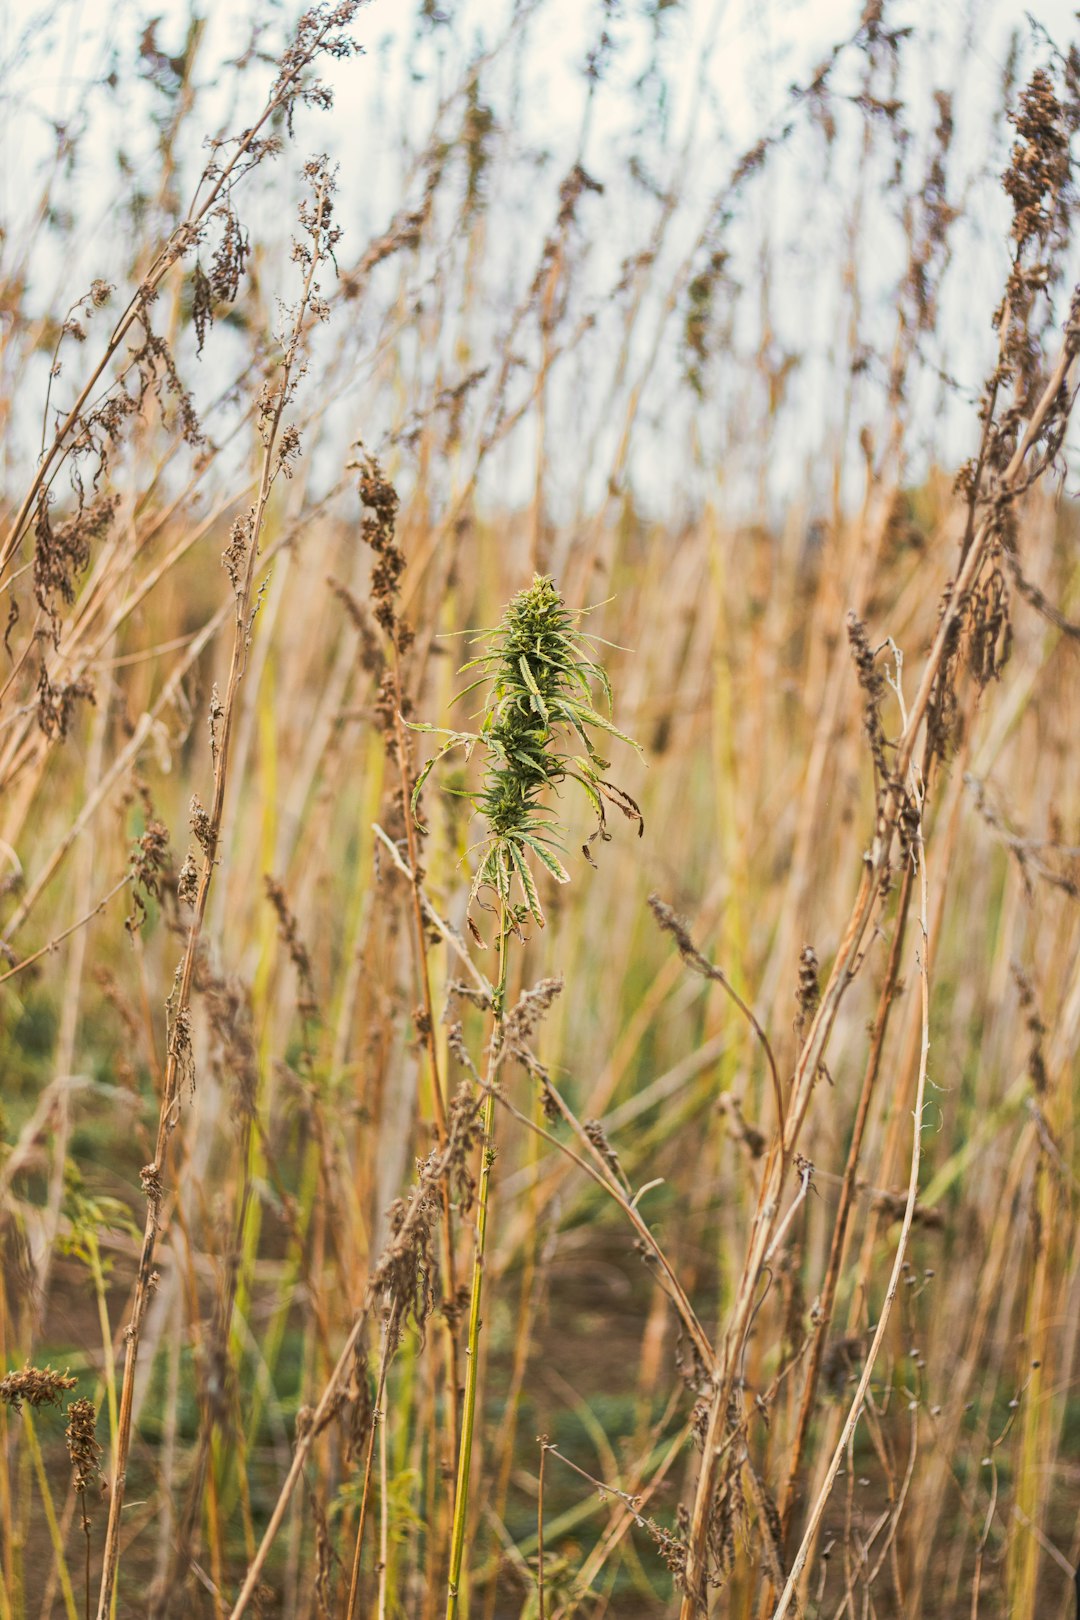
[1,4,1079,1617]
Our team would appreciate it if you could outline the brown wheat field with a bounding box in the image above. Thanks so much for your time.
[1,3,1079,1618]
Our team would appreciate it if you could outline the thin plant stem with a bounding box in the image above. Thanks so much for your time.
[344,1310,397,1620]
[378,1387,390,1620]
[390,671,462,1489]
[22,1411,78,1620]
[491,1079,713,1371]
[446,903,510,1620]
[0,875,132,986]
[777,852,916,1541]
[80,1501,91,1620]
[228,1101,483,1620]
[537,1437,548,1620]
[93,173,334,1620]
[772,780,931,1620]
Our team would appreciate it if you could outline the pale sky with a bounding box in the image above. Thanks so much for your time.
[4,0,1080,519]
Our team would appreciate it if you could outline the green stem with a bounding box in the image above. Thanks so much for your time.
[86,1236,118,1474]
[82,1506,91,1620]
[446,907,509,1620]
[22,1410,79,1620]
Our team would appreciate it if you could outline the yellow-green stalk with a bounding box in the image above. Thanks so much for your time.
[412,575,641,1617]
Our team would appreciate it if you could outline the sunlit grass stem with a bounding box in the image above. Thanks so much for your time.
[445,903,510,1620]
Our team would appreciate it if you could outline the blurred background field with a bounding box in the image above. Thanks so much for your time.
[1,2,1080,1616]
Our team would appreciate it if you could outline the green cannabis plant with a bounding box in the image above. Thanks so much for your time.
[412,574,643,937]
[411,575,642,1616]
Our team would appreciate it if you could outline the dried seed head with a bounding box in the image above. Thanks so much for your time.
[36,666,96,740]
[65,1398,102,1493]
[1003,69,1071,254]
[371,1164,442,1345]
[196,958,259,1123]
[177,851,199,906]
[0,1363,78,1412]
[33,492,117,648]
[502,976,563,1053]
[127,819,171,933]
[345,1340,373,1464]
[795,945,820,1039]
[846,612,888,779]
[355,450,411,649]
[189,794,214,854]
[583,1119,627,1189]
[265,876,319,1026]
[644,1516,689,1584]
